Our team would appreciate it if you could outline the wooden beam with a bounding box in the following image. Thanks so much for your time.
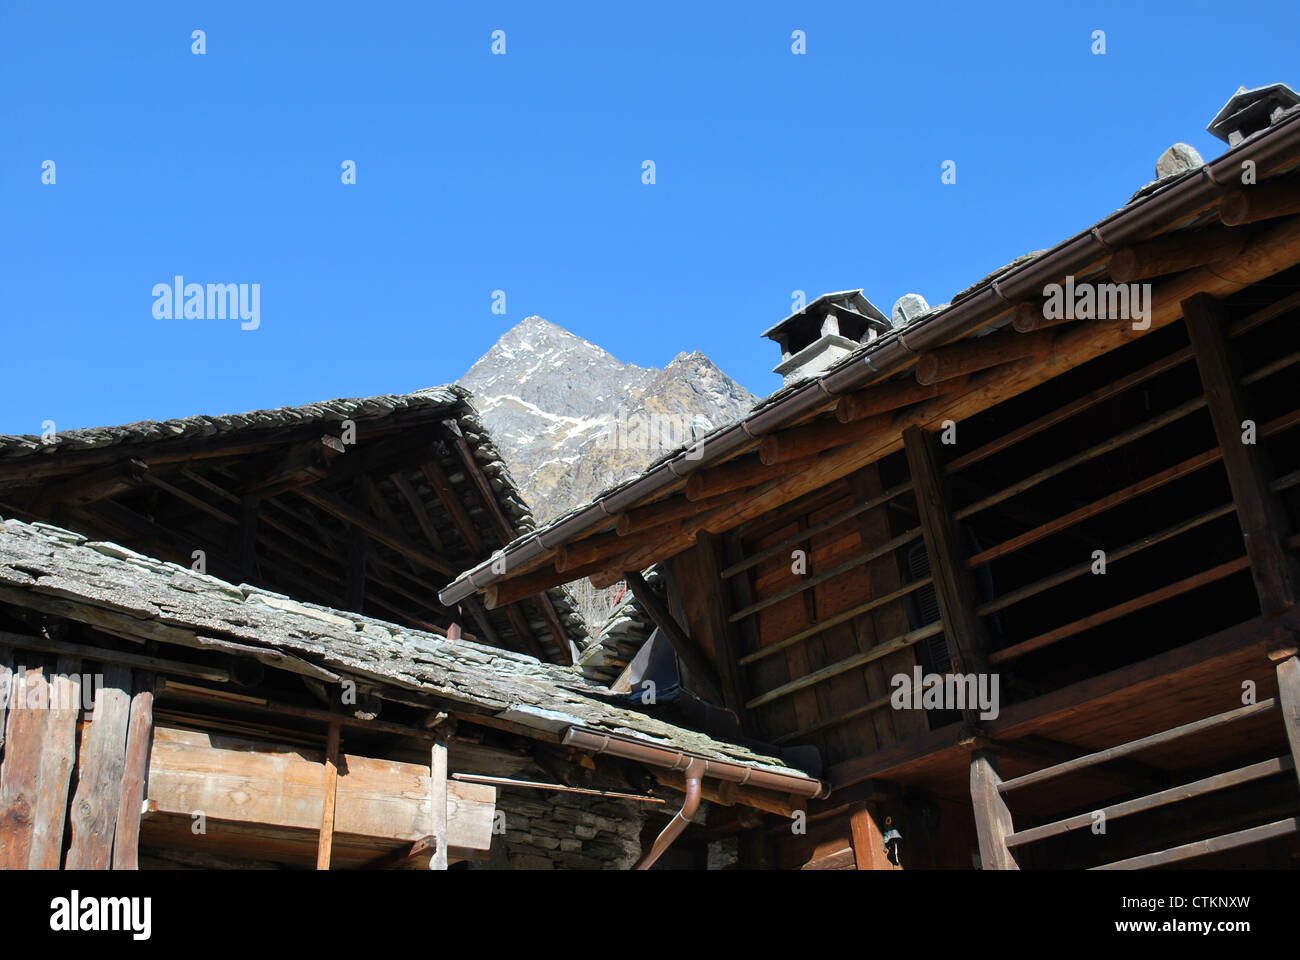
[390,472,448,554]
[1276,656,1300,796]
[1219,175,1300,226]
[112,671,156,870]
[998,698,1278,794]
[625,570,724,704]
[1010,302,1080,333]
[969,749,1018,870]
[317,722,341,870]
[617,491,730,537]
[1110,225,1249,282]
[420,459,484,554]
[849,802,901,870]
[758,415,892,466]
[836,378,969,424]
[65,663,133,869]
[0,629,232,684]
[686,452,821,501]
[1092,818,1298,870]
[1184,292,1300,615]
[1007,756,1293,849]
[902,426,989,678]
[430,733,449,870]
[914,330,1054,385]
[296,486,457,577]
[484,558,607,608]
[29,458,149,512]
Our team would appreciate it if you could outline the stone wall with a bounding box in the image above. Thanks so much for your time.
[472,787,644,870]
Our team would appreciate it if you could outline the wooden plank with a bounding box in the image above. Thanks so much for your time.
[739,578,930,666]
[0,663,53,868]
[1277,656,1300,796]
[745,622,941,709]
[849,802,901,870]
[317,722,341,870]
[850,465,930,745]
[144,726,495,855]
[1184,292,1300,616]
[728,527,921,623]
[1007,755,1293,848]
[29,657,81,869]
[998,698,1278,794]
[1091,818,1299,870]
[65,663,133,869]
[970,749,1018,870]
[111,671,155,870]
[430,733,449,870]
[722,480,911,579]
[902,426,988,679]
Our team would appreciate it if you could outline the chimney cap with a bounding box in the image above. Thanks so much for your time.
[761,289,889,344]
[1207,82,1300,144]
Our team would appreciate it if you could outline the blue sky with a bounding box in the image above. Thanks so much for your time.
[2,1,1297,434]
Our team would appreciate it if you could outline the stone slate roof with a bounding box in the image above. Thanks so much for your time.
[0,516,807,775]
[0,384,587,661]
[0,386,537,533]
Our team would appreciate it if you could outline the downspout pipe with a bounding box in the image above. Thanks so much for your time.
[438,110,1300,608]
[633,758,705,870]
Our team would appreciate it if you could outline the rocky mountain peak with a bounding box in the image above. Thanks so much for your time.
[459,318,756,524]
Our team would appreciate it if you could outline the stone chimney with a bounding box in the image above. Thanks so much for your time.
[1208,82,1300,145]
[762,290,890,386]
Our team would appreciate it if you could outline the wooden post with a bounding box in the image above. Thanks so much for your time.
[969,749,1018,870]
[1184,292,1300,615]
[430,732,449,870]
[112,672,155,870]
[849,802,902,870]
[902,427,990,684]
[691,532,751,724]
[66,664,133,869]
[1276,656,1300,796]
[316,721,341,870]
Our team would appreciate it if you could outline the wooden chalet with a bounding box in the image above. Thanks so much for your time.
[441,86,1300,869]
[0,385,583,665]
